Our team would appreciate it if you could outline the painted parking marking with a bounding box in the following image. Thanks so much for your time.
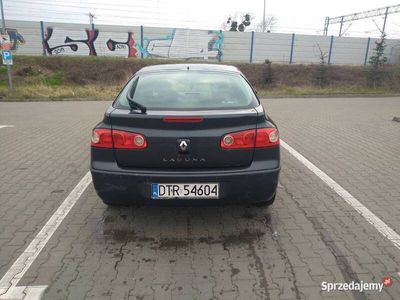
[1,139,399,299]
[0,171,92,300]
[281,139,400,251]
[0,125,14,129]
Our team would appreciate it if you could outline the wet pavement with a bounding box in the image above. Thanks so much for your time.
[0,98,399,299]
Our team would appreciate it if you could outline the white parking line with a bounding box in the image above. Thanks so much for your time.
[280,139,400,251]
[0,171,92,300]
[1,140,399,299]
[0,125,14,129]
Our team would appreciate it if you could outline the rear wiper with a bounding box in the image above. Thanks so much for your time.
[126,93,146,113]
[126,79,146,113]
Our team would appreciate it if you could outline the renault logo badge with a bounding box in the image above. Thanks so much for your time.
[177,139,190,152]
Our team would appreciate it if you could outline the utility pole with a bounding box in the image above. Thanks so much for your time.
[324,4,400,37]
[0,0,12,91]
[382,7,389,36]
[89,12,95,31]
[323,17,330,35]
[262,0,266,32]
[338,16,344,36]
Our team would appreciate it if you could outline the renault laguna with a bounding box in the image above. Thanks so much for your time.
[90,64,280,205]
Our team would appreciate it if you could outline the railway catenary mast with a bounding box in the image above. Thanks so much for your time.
[323,4,400,36]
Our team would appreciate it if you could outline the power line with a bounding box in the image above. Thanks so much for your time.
[4,0,400,38]
[4,1,205,28]
[324,4,400,36]
[9,0,202,18]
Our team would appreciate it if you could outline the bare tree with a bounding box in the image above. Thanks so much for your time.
[252,16,277,33]
[223,13,253,32]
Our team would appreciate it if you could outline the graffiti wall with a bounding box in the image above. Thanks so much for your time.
[43,27,138,57]
[3,28,26,50]
[41,26,223,60]
[4,19,400,64]
[141,29,223,60]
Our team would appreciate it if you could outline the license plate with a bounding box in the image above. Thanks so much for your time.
[151,183,219,199]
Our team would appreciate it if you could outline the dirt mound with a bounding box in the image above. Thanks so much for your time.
[3,56,400,92]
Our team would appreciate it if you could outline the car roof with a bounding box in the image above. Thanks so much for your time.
[137,64,241,74]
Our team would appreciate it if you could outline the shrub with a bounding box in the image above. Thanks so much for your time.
[366,35,388,88]
[43,72,63,86]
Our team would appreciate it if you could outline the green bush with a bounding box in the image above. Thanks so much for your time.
[43,72,63,86]
[366,35,388,88]
[0,66,8,75]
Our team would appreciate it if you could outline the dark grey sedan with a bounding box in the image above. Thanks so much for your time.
[90,64,280,205]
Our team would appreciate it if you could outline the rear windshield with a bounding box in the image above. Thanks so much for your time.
[114,71,258,110]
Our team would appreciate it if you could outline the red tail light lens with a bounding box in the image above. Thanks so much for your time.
[221,129,256,149]
[91,129,147,149]
[255,128,279,147]
[112,130,147,149]
[221,128,279,149]
[91,129,113,148]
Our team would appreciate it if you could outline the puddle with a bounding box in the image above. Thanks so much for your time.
[104,215,116,223]
[159,239,190,250]
[241,211,254,219]
[103,229,136,241]
[222,229,264,247]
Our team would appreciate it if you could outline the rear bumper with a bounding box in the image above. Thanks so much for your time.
[91,166,280,204]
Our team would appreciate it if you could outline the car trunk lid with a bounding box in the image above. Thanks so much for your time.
[110,108,258,169]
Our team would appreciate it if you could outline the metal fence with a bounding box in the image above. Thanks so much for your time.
[4,19,400,65]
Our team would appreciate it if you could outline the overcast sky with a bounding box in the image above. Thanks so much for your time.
[5,0,400,38]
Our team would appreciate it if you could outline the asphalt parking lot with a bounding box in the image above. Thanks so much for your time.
[0,97,399,300]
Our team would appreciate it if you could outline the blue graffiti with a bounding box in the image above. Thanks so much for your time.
[139,29,223,60]
[5,28,25,50]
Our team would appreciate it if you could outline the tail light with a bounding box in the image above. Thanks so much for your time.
[91,129,112,148]
[255,128,279,147]
[221,128,279,149]
[221,129,256,149]
[91,129,147,149]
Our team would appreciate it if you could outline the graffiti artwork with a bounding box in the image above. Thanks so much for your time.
[142,29,224,60]
[42,27,223,60]
[3,28,25,50]
[64,29,99,56]
[44,27,99,55]
[43,27,139,57]
[106,32,138,57]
